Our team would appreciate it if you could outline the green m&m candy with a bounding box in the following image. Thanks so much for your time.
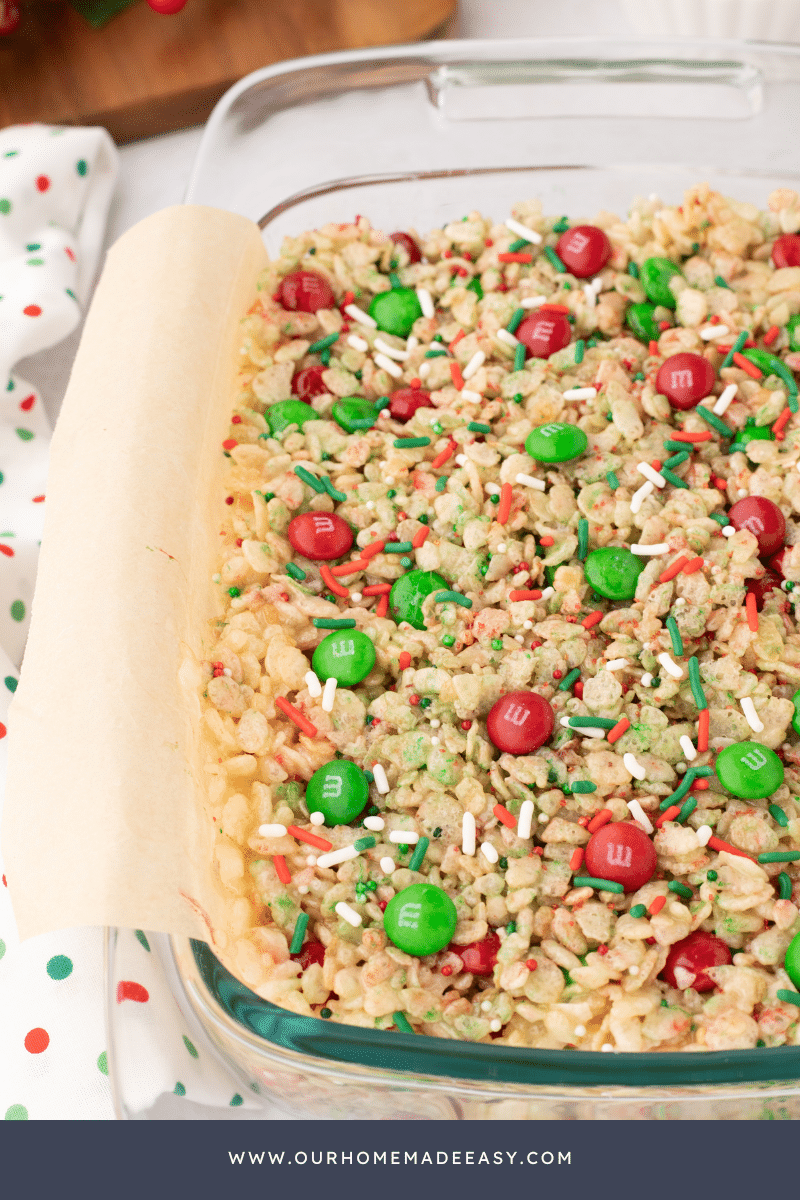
[625,302,659,343]
[792,688,800,737]
[715,741,784,799]
[640,256,683,309]
[730,419,774,457]
[265,399,315,435]
[332,396,376,434]
[306,760,369,825]
[389,568,447,630]
[383,882,457,956]
[466,276,483,300]
[584,546,645,601]
[369,288,422,338]
[312,629,376,686]
[525,422,588,464]
[787,314,800,353]
[784,930,800,989]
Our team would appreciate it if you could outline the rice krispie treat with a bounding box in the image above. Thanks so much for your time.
[202,185,800,1053]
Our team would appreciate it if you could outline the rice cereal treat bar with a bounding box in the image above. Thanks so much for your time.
[202,185,800,1053]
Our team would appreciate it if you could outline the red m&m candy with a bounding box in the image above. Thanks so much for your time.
[556,224,612,278]
[293,364,328,402]
[390,232,422,264]
[389,387,434,422]
[728,495,786,557]
[749,569,783,611]
[661,931,732,993]
[291,940,325,970]
[656,352,715,410]
[287,512,353,561]
[516,312,572,360]
[277,270,335,313]
[772,234,800,269]
[584,822,656,892]
[453,932,500,976]
[486,691,554,755]
[768,546,788,576]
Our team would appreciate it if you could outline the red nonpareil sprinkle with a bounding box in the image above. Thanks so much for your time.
[497,482,513,525]
[431,440,457,469]
[398,651,412,670]
[773,407,792,436]
[707,835,754,860]
[582,611,603,629]
[342,290,355,307]
[222,438,238,450]
[764,324,780,346]
[319,565,350,597]
[376,594,389,618]
[651,459,662,470]
[659,556,689,583]
[648,340,659,356]
[498,251,533,263]
[648,895,667,917]
[669,431,713,442]
[690,778,710,791]
[733,352,762,379]
[526,959,538,971]
[287,825,333,852]
[410,377,421,389]
[275,697,318,738]
[587,809,613,834]
[273,855,292,885]
[448,329,465,353]
[539,535,555,547]
[712,475,728,491]
[450,361,465,390]
[231,415,242,424]
[330,558,368,576]
[533,846,544,856]
[441,965,453,976]
[569,848,584,872]
[552,669,563,680]
[493,803,517,829]
[697,708,710,753]
[597,944,609,956]
[361,540,386,559]
[682,556,705,575]
[607,717,631,744]
[409,694,420,706]
[656,805,681,828]
[412,526,429,548]
[539,302,570,314]
[573,681,584,699]
[461,719,472,731]
[509,588,542,601]
[225,496,234,505]
[235,538,243,548]
[745,592,759,632]
[362,583,392,596]
[658,320,670,331]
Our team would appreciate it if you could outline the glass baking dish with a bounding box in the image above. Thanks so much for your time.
[112,38,800,1119]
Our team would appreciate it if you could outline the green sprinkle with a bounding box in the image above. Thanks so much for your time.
[393,1011,414,1033]
[706,870,718,881]
[354,836,376,852]
[468,422,491,433]
[574,339,585,365]
[543,245,567,273]
[663,450,690,468]
[709,512,729,526]
[629,904,647,918]
[722,330,748,369]
[693,765,713,778]
[627,261,639,278]
[435,476,448,492]
[228,587,241,598]
[364,772,375,784]
[668,881,693,898]
[507,307,526,334]
[568,716,617,729]
[294,465,325,493]
[570,780,597,793]
[676,796,697,824]
[778,871,793,900]
[714,274,731,290]
[758,852,800,863]
[663,439,691,452]
[660,465,688,489]
[696,406,732,437]
[389,272,402,289]
[606,471,620,489]
[289,912,309,955]
[320,1007,333,1019]
[435,590,472,608]
[665,614,684,656]
[322,476,347,502]
[394,437,430,448]
[509,237,531,253]
[400,556,412,567]
[513,342,526,372]
[387,489,397,498]
[320,348,331,366]
[687,656,707,710]
[420,698,432,708]
[577,518,589,561]
[660,770,697,811]
[558,668,581,692]
[513,392,524,404]
[553,217,570,233]
[491,638,503,650]
[425,348,448,358]
[383,541,413,553]
[409,837,429,872]
[285,563,306,581]
[313,618,356,629]
[573,876,625,894]
[308,332,339,354]
[769,804,789,827]
[777,989,800,1007]
[633,372,645,381]
[441,634,455,647]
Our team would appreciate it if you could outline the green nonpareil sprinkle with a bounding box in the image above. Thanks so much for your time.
[574,338,585,365]
[769,804,789,828]
[543,245,567,273]
[394,437,430,449]
[289,912,309,955]
[384,541,413,553]
[354,835,376,851]
[668,881,693,898]
[706,870,718,881]
[558,668,581,692]
[577,517,589,561]
[468,422,491,433]
[687,656,707,710]
[676,796,697,824]
[435,590,472,609]
[285,563,306,581]
[322,476,347,502]
[294,465,325,493]
[409,837,429,872]
[513,342,526,372]
[665,614,684,656]
[570,780,597,793]
[629,904,647,918]
[627,261,639,278]
[633,372,645,382]
[714,274,731,290]
[435,476,448,492]
[777,989,800,1008]
[722,330,748,369]
[509,237,530,253]
[606,470,620,489]
[660,465,688,489]
[758,851,800,863]
[660,770,697,810]
[507,307,526,334]
[313,618,356,629]
[513,392,524,404]
[393,1011,414,1033]
[778,872,793,900]
[307,332,339,354]
[709,512,729,526]
[573,876,625,894]
[663,450,690,468]
[425,348,448,358]
[568,716,617,729]
[389,272,402,289]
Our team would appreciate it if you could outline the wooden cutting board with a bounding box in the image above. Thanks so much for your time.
[0,0,456,143]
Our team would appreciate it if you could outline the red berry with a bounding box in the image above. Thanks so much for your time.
[728,495,786,557]
[278,270,335,313]
[661,931,732,992]
[0,2,20,32]
[291,940,325,970]
[584,822,657,892]
[555,224,612,278]
[453,932,500,976]
[772,234,800,269]
[390,232,422,264]
[516,312,571,360]
[287,512,353,561]
[389,387,434,423]
[749,568,783,611]
[486,691,555,755]
[655,352,715,410]
[293,364,328,402]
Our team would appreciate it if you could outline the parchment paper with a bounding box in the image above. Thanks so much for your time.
[2,205,269,942]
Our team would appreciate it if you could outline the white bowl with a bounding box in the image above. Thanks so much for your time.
[618,0,800,41]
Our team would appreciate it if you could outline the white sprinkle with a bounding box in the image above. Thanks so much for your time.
[418,361,432,379]
[505,216,543,244]
[306,855,317,866]
[626,799,654,834]
[637,462,666,488]
[497,543,507,554]
[631,541,669,556]
[223,667,233,677]
[563,386,597,400]
[258,823,287,838]
[366,500,375,509]
[344,303,376,328]
[463,350,486,380]
[696,824,713,846]
[389,830,419,844]
[322,675,337,712]
[461,388,482,402]
[591,276,604,293]
[583,283,596,308]
[374,353,403,378]
[350,592,362,603]
[380,856,395,874]
[516,472,546,491]
[680,735,697,761]
[431,736,440,745]
[497,328,519,348]
[385,475,395,484]
[673,596,686,606]
[700,323,730,341]
[641,672,653,687]
[430,718,441,729]
[605,658,629,672]
[578,727,606,739]
[521,294,547,308]
[628,965,640,976]
[740,696,765,733]
[574,1024,587,1038]
[624,752,647,780]
[658,651,683,679]
[481,1000,492,1011]
[481,841,499,864]
[523,620,533,630]
[485,482,502,495]
[346,333,369,352]
[722,525,736,537]
[373,764,390,794]
[630,480,654,514]
[335,901,363,927]
[517,799,535,839]
[455,453,468,466]
[413,286,435,319]
[407,336,418,352]
[490,1019,502,1032]
[374,336,409,361]
[309,812,325,826]
[305,670,322,697]
[363,816,385,831]
[676,762,687,775]
[515,633,524,642]
[540,587,555,599]
[297,884,309,894]
[713,382,738,415]
[318,846,358,868]
[601,1043,614,1053]
[462,812,476,856]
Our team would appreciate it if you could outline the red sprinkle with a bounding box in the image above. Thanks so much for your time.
[707,835,754,861]
[225,496,234,505]
[231,415,242,424]
[222,438,238,450]
[448,329,465,352]
[764,324,780,346]
[745,592,759,632]
[461,720,472,731]
[682,556,705,575]
[607,717,631,744]
[669,431,713,443]
[526,959,538,971]
[712,475,728,491]
[431,440,457,469]
[773,407,792,436]
[273,855,292,885]
[656,805,681,828]
[362,583,392,596]
[410,378,421,389]
[648,340,659,356]
[361,540,386,559]
[582,610,603,629]
[573,681,584,700]
[733,352,763,379]
[376,594,389,618]
[539,302,570,314]
[498,252,533,263]
[659,556,689,583]
[319,565,350,597]
[398,652,412,670]
[330,559,369,576]
[648,895,667,917]
[409,694,420,706]
[697,708,710,754]
[412,526,430,548]
[450,361,465,390]
[539,536,555,547]
[275,698,318,739]
[598,944,608,956]
[691,778,710,791]
[569,848,585,872]
[497,482,513,525]
[586,808,613,834]
[287,825,333,852]
[509,588,542,602]
[441,965,453,976]
[493,804,517,829]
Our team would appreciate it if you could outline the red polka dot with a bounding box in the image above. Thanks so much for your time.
[23,305,42,317]
[0,545,15,557]
[64,246,75,261]
[35,175,50,193]
[32,495,45,503]
[19,395,35,411]
[116,981,149,1003]
[24,1027,50,1054]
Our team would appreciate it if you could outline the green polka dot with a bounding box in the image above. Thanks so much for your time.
[134,929,151,951]
[230,1094,244,1107]
[15,428,33,441]
[5,1105,28,1120]
[26,243,41,252]
[174,1082,186,1096]
[46,954,73,980]
[182,1035,198,1059]
[76,160,88,176]
[10,601,25,622]
[0,200,11,216]
[4,675,17,693]
[97,1051,108,1075]
[0,939,5,961]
